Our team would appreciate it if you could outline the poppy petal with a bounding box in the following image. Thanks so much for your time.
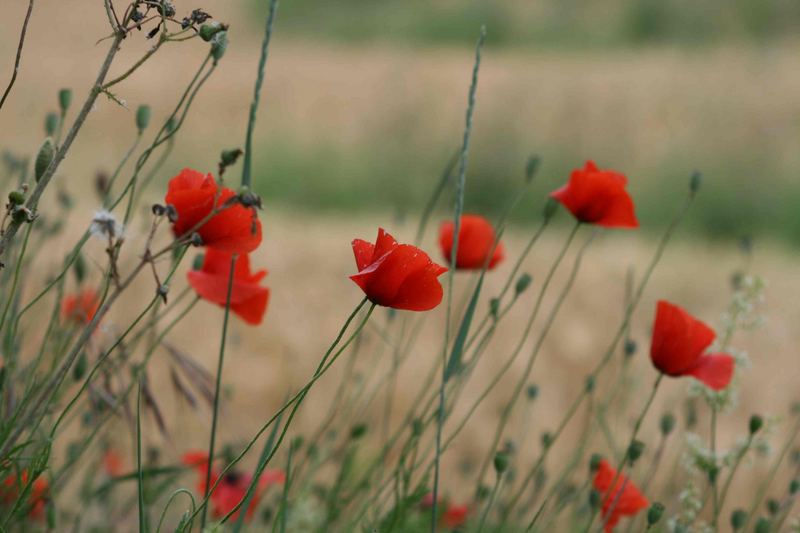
[687,353,735,390]
[352,239,376,271]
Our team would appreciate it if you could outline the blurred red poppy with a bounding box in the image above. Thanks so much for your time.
[442,503,468,529]
[103,449,124,477]
[593,459,648,532]
[439,214,504,270]
[187,249,269,325]
[61,289,100,325]
[350,228,447,311]
[650,300,734,391]
[165,168,262,254]
[550,161,638,228]
[0,471,48,520]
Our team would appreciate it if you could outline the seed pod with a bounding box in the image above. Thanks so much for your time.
[44,112,59,136]
[136,105,151,132]
[58,88,72,112]
[35,138,55,182]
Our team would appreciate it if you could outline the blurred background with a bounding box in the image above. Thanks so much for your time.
[2,0,800,513]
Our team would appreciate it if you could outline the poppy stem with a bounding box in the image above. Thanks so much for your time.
[137,380,147,533]
[476,471,503,532]
[200,254,238,530]
[241,0,279,189]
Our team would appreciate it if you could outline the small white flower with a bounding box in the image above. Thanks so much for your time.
[90,210,124,241]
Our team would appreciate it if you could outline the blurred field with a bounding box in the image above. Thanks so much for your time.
[2,0,800,523]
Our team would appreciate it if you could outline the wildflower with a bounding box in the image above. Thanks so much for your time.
[187,249,269,325]
[549,160,638,228]
[61,289,100,325]
[438,214,504,270]
[90,210,124,241]
[182,451,284,522]
[650,301,735,391]
[0,471,49,520]
[102,449,124,477]
[442,503,468,529]
[592,459,648,532]
[350,228,447,311]
[165,168,262,254]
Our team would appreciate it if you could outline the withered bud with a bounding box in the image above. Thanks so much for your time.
[152,204,167,217]
[165,204,178,223]
[190,233,203,247]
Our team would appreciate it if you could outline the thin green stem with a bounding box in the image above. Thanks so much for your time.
[137,380,147,533]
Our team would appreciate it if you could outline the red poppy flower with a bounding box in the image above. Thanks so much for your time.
[183,451,284,522]
[442,503,468,529]
[593,459,648,532]
[61,289,100,325]
[187,249,269,325]
[550,161,638,228]
[438,214,504,270]
[650,300,735,391]
[1,471,48,520]
[165,168,262,254]
[103,449,124,477]
[350,228,447,311]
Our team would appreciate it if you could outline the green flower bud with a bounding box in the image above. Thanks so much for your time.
[588,489,601,509]
[8,190,25,206]
[192,253,205,271]
[165,116,178,134]
[585,375,595,393]
[543,197,559,222]
[45,112,59,136]
[476,484,491,500]
[350,423,368,440]
[58,88,72,112]
[210,31,228,63]
[526,384,539,400]
[767,498,780,515]
[689,171,702,195]
[199,21,224,42]
[541,432,553,449]
[136,105,151,132]
[627,440,645,464]
[221,148,243,167]
[749,414,764,435]
[624,339,637,357]
[493,452,509,474]
[755,517,771,533]
[660,413,676,435]
[73,252,86,283]
[515,273,532,295]
[291,436,304,451]
[489,297,500,318]
[647,502,665,526]
[589,453,602,472]
[525,155,540,183]
[73,352,88,381]
[35,138,55,182]
[411,418,423,437]
[708,465,719,484]
[731,509,747,530]
[790,479,799,495]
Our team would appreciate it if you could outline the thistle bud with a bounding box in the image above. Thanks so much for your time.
[210,31,228,63]
[493,452,509,474]
[525,155,540,183]
[749,414,764,435]
[731,509,747,530]
[515,273,532,295]
[136,105,151,132]
[58,88,72,112]
[543,197,559,222]
[689,171,702,195]
[627,440,645,464]
[660,413,676,435]
[8,190,25,206]
[350,423,367,440]
[45,112,58,136]
[73,352,88,381]
[647,502,664,526]
[35,138,55,182]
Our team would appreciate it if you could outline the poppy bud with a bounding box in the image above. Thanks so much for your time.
[152,204,166,217]
[525,155,540,183]
[685,398,698,429]
[627,440,645,464]
[190,232,203,247]
[73,252,86,283]
[166,204,178,223]
[8,190,25,206]
[660,413,676,435]
[199,21,225,41]
[624,339,637,357]
[689,171,702,195]
[45,112,58,136]
[210,31,228,63]
[58,88,72,112]
[73,352,88,381]
[588,489,601,509]
[754,517,771,533]
[493,452,509,474]
[165,116,178,134]
[136,105,151,132]
[192,253,205,271]
[157,284,169,302]
[489,297,500,318]
[515,273,532,295]
[708,465,719,484]
[291,436,304,451]
[35,138,55,182]
[731,509,747,530]
[589,453,602,472]
[647,502,665,526]
[749,414,764,435]
[543,197,559,222]
[790,479,799,494]
[412,418,423,437]
[476,484,491,500]
[767,498,780,515]
[221,148,242,167]
[350,423,368,440]
[541,432,553,449]
[526,384,539,400]
[585,375,595,393]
